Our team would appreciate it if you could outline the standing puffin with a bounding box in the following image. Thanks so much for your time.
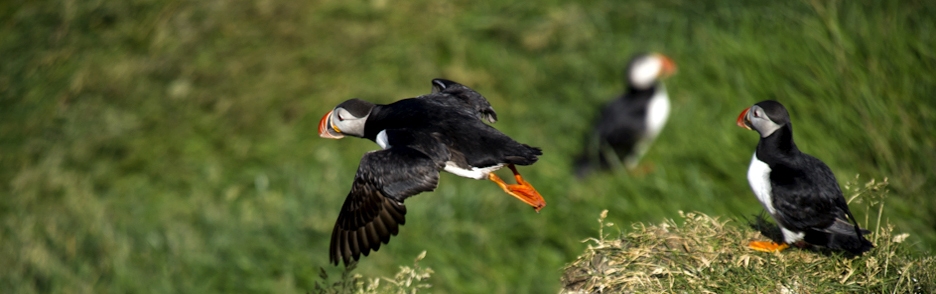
[574,53,677,177]
[737,100,873,254]
[319,79,546,266]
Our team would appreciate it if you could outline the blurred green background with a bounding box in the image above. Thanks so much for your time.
[2,0,934,292]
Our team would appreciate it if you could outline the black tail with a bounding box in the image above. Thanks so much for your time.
[806,217,874,255]
[841,209,875,254]
[827,231,874,255]
[503,144,542,166]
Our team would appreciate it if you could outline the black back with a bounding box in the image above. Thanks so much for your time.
[365,97,540,169]
[574,85,659,177]
[755,119,873,254]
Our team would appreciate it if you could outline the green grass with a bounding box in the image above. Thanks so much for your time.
[2,0,935,292]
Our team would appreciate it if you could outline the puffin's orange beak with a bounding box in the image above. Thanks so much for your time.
[656,54,677,78]
[319,110,344,139]
[737,107,752,130]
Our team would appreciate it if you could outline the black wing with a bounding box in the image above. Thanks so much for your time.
[427,78,498,123]
[770,154,873,253]
[329,131,448,266]
[770,156,843,231]
[595,91,656,154]
[573,94,648,176]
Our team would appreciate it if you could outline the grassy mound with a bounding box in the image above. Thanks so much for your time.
[562,180,935,293]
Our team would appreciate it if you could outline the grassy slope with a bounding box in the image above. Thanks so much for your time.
[562,200,936,293]
[2,0,935,292]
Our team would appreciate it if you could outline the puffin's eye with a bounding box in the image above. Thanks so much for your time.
[753,110,761,118]
[335,108,355,122]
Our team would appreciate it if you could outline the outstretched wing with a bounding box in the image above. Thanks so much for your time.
[329,131,448,266]
[427,78,498,123]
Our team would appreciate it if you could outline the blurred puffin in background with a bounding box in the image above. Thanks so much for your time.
[574,53,676,178]
[737,100,873,254]
[319,78,546,266]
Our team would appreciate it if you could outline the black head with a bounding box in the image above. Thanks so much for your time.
[335,98,376,118]
[737,100,791,138]
[319,98,376,139]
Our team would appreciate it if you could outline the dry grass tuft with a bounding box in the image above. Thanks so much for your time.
[562,178,935,293]
[313,251,434,294]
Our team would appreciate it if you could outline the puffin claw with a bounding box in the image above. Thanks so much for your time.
[488,165,546,212]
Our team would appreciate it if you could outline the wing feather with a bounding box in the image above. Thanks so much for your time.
[328,131,447,266]
[770,156,841,231]
[770,153,873,253]
[426,78,498,123]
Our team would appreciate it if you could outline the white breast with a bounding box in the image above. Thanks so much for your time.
[747,153,775,215]
[780,227,805,243]
[375,130,390,149]
[443,162,503,180]
[645,85,671,139]
[747,153,806,243]
[624,86,670,169]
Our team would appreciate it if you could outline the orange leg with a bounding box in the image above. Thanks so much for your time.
[627,161,656,177]
[488,164,546,212]
[748,240,790,252]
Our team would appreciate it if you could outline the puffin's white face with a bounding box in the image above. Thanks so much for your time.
[319,99,374,139]
[738,105,783,138]
[628,54,677,90]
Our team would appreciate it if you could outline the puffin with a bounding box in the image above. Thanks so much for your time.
[737,100,873,254]
[319,79,547,266]
[574,53,677,177]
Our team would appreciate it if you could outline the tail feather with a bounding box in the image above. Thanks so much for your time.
[839,210,875,254]
[806,219,874,255]
[503,145,542,166]
[826,231,874,255]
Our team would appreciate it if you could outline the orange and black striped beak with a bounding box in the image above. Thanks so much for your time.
[656,54,677,78]
[319,110,344,139]
[737,107,752,130]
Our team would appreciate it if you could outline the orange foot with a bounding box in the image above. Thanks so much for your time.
[488,164,546,212]
[748,240,790,252]
[627,161,656,177]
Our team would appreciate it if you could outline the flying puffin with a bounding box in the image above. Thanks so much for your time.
[319,79,546,266]
[574,53,677,177]
[737,100,873,254]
